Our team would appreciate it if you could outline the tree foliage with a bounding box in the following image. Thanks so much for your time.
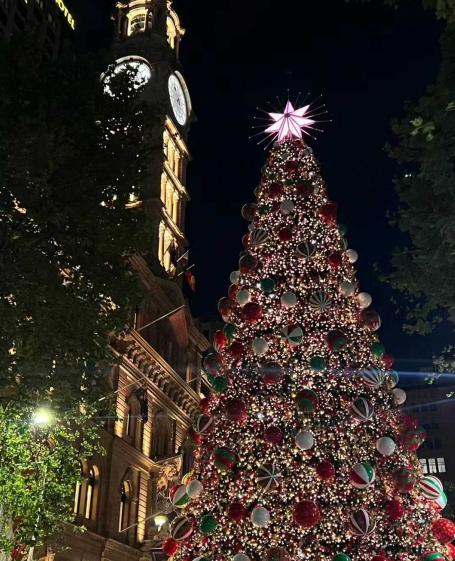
[349,0,455,341]
[0,403,100,553]
[0,36,164,552]
[0,37,160,405]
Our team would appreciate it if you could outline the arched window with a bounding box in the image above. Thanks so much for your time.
[151,410,174,460]
[118,480,132,532]
[124,394,144,450]
[74,462,100,521]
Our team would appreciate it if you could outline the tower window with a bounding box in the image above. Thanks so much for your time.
[130,13,146,34]
[74,462,100,521]
[118,481,132,532]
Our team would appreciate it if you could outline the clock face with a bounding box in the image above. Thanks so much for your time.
[168,73,188,126]
[102,56,152,96]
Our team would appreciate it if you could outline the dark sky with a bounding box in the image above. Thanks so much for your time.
[73,0,451,378]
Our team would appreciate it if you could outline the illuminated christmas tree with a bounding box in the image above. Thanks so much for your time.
[163,103,455,561]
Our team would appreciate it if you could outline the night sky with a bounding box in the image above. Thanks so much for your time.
[73,0,452,379]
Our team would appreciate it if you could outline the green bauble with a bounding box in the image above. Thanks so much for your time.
[285,178,294,186]
[259,205,271,215]
[371,341,385,358]
[338,224,348,236]
[199,514,218,535]
[223,323,237,342]
[260,278,275,294]
[310,356,327,371]
[340,237,348,250]
[207,374,228,393]
[333,554,351,561]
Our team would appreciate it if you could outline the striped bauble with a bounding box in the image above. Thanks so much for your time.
[309,292,332,311]
[280,324,303,346]
[169,484,190,508]
[296,241,316,258]
[349,508,376,536]
[250,228,269,247]
[171,515,194,541]
[360,366,385,388]
[419,475,444,500]
[194,414,213,435]
[349,462,376,489]
[351,397,374,421]
[256,463,284,492]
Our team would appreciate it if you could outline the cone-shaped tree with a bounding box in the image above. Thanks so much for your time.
[165,122,453,561]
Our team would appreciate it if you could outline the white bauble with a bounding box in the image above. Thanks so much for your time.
[233,554,251,561]
[186,479,203,498]
[236,289,251,306]
[340,281,355,297]
[281,291,297,308]
[393,388,407,405]
[295,430,314,451]
[230,270,240,285]
[376,436,396,457]
[346,249,358,263]
[280,199,295,215]
[252,337,269,356]
[251,506,271,528]
[357,292,372,309]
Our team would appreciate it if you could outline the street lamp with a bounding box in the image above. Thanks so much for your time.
[31,407,54,427]
[153,513,168,528]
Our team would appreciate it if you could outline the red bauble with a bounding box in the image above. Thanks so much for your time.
[268,182,284,198]
[239,254,258,274]
[229,341,245,360]
[386,499,405,521]
[295,180,314,197]
[328,252,343,268]
[225,398,248,422]
[293,500,321,528]
[264,425,283,444]
[227,501,248,522]
[316,460,336,481]
[187,428,202,446]
[360,309,381,331]
[242,302,263,323]
[319,202,338,224]
[228,284,239,301]
[400,413,419,430]
[199,397,212,413]
[372,556,389,561]
[213,330,228,352]
[399,426,426,451]
[285,160,299,174]
[447,544,455,559]
[218,297,236,320]
[162,538,180,556]
[265,547,290,561]
[261,362,284,385]
[382,352,394,369]
[278,228,293,242]
[242,234,250,248]
[432,518,455,544]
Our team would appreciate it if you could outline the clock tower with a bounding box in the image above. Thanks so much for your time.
[113,0,192,277]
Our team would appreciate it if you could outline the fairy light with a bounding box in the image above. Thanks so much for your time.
[168,139,448,561]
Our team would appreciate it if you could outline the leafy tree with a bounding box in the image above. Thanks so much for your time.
[348,1,455,355]
[0,35,164,553]
[0,402,100,554]
[0,36,160,405]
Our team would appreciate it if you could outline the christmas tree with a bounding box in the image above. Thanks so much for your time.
[163,102,455,561]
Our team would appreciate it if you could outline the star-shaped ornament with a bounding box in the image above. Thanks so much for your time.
[265,101,316,143]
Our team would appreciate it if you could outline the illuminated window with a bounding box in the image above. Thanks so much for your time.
[158,221,176,273]
[74,463,100,521]
[437,457,446,473]
[166,16,176,49]
[420,457,446,474]
[84,467,97,519]
[118,481,132,532]
[130,13,146,34]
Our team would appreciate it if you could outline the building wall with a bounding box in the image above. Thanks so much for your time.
[0,0,73,58]
[406,384,455,483]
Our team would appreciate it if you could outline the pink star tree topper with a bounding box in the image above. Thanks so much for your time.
[265,101,316,143]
